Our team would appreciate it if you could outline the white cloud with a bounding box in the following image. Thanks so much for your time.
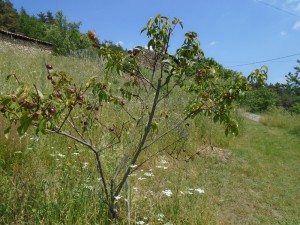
[280,31,287,36]
[293,21,300,30]
[116,41,124,46]
[296,2,300,11]
[285,0,298,3]
[209,41,217,47]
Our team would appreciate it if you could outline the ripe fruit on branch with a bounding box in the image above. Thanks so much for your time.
[46,64,53,70]
[77,95,84,101]
[202,92,209,98]
[132,48,139,56]
[69,88,76,94]
[129,48,140,58]
[47,75,52,80]
[0,107,8,113]
[19,99,27,105]
[88,31,97,41]
[48,107,56,114]
[186,32,197,40]
[26,102,35,109]
[54,92,62,99]
[32,112,41,120]
[11,95,17,102]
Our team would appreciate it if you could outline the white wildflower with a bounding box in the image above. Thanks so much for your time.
[160,159,168,164]
[129,164,138,168]
[162,189,173,197]
[144,172,154,177]
[30,136,39,142]
[114,195,122,200]
[195,188,205,194]
[83,184,93,190]
[72,152,80,156]
[138,177,146,181]
[128,173,137,177]
[82,162,89,168]
[156,165,168,169]
[157,213,165,221]
[14,151,22,154]
[146,190,154,195]
[57,153,66,158]
[136,221,145,225]
[133,187,138,191]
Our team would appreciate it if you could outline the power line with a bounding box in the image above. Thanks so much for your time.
[256,0,300,18]
[227,52,300,68]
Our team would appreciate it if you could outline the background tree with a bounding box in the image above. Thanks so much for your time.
[0,0,19,32]
[45,11,91,55]
[267,60,300,114]
[240,86,278,113]
[37,11,47,23]
[284,60,300,114]
[18,7,47,41]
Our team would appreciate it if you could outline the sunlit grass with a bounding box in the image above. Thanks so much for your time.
[260,107,300,135]
[1,51,300,224]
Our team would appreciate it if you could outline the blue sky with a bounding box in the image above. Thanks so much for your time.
[9,0,300,84]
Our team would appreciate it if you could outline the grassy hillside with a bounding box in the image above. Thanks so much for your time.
[1,50,300,224]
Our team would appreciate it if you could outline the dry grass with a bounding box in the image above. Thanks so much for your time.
[1,51,300,224]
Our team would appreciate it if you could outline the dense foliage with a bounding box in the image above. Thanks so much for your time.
[0,0,19,32]
[239,60,300,114]
[272,60,300,114]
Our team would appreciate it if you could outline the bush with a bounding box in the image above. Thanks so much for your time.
[241,87,278,113]
[290,102,300,115]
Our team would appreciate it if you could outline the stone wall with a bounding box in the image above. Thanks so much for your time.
[0,29,53,55]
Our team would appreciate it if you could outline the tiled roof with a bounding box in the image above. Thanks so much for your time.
[0,28,53,47]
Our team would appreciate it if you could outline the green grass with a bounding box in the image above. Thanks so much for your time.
[1,51,300,224]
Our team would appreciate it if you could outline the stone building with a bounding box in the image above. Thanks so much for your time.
[0,28,53,55]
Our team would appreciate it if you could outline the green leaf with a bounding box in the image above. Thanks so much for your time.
[150,121,159,134]
[4,126,11,139]
[140,27,147,34]
[5,74,13,81]
[213,114,220,123]
[37,120,46,134]
[17,116,33,136]
[0,95,11,105]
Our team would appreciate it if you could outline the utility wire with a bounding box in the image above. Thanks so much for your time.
[227,52,300,68]
[256,0,300,18]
